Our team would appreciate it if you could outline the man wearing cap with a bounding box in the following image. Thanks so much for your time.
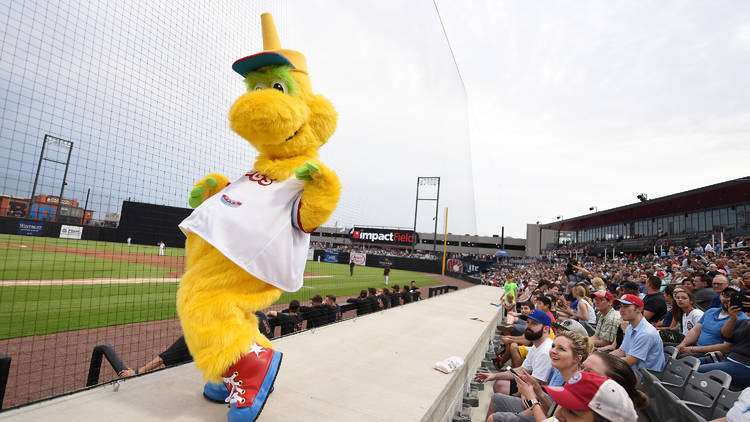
[476,310,553,396]
[591,290,621,350]
[611,294,666,373]
[675,284,745,358]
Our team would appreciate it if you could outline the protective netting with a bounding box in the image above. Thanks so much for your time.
[0,0,476,408]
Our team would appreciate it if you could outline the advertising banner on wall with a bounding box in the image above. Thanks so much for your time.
[323,251,339,263]
[17,221,43,236]
[350,227,417,247]
[60,225,83,239]
[461,260,493,275]
[446,259,463,273]
[349,252,366,266]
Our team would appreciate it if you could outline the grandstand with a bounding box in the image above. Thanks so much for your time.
[530,176,750,256]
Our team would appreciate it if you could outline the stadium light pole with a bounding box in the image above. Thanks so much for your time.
[413,177,440,252]
[536,220,542,257]
[29,135,74,221]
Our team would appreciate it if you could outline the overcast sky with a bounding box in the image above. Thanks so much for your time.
[2,1,749,239]
[284,0,750,238]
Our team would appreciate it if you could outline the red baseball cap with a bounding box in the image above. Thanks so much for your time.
[616,294,644,309]
[542,371,637,422]
[592,290,614,302]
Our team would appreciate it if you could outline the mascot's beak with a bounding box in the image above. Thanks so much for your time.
[229,89,310,146]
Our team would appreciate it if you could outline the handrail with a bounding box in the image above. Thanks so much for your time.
[0,353,10,409]
[86,344,128,387]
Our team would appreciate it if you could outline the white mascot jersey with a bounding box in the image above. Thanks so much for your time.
[179,169,309,292]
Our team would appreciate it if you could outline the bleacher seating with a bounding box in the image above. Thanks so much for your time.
[680,370,732,419]
[640,354,738,422]
[640,368,705,422]
[650,354,700,396]
[711,389,742,421]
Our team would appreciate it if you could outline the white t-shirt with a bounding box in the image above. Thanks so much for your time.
[682,308,704,334]
[522,337,553,382]
[580,299,597,324]
[727,387,750,422]
[179,169,309,292]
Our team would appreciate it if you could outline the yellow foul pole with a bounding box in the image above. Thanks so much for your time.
[441,207,449,275]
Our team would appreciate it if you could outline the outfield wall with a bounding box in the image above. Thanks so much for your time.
[0,216,118,242]
[314,250,444,274]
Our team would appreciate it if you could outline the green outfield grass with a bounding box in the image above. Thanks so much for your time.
[0,254,441,339]
[0,282,178,339]
[0,246,173,280]
[0,234,185,257]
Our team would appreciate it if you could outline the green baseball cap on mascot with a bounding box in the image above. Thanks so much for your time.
[232,13,308,77]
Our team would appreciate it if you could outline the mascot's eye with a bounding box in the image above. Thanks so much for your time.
[271,80,287,93]
[253,83,267,91]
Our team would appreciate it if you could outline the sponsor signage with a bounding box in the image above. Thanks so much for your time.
[60,225,83,240]
[349,252,366,266]
[351,227,417,246]
[461,260,493,275]
[17,221,43,236]
[324,251,339,263]
[446,259,463,273]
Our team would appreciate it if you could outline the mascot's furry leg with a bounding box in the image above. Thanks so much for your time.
[177,233,282,420]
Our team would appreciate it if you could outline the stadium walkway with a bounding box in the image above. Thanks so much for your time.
[0,285,502,421]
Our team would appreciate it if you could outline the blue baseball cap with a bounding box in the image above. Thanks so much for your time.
[521,309,552,326]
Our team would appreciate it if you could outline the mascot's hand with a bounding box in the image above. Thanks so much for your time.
[295,162,320,181]
[188,173,230,208]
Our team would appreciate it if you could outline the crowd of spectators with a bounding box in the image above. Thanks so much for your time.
[311,242,439,260]
[473,237,750,422]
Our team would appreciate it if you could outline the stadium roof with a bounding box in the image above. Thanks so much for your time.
[541,176,750,231]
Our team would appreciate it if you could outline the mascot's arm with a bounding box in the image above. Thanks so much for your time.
[188,173,230,208]
[295,161,341,233]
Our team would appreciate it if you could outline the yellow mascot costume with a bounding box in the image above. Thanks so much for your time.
[176,12,340,422]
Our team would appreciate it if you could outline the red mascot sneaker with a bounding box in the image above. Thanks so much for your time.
[222,342,283,422]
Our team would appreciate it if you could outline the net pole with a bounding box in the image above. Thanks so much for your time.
[441,207,448,275]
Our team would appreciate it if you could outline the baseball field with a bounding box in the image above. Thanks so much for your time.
[0,234,441,340]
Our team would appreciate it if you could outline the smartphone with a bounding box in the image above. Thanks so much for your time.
[729,291,750,312]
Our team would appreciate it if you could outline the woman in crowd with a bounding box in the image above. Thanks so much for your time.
[591,277,606,293]
[538,371,639,422]
[561,286,596,325]
[487,331,594,422]
[673,289,704,335]
[581,351,650,412]
[657,287,688,343]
